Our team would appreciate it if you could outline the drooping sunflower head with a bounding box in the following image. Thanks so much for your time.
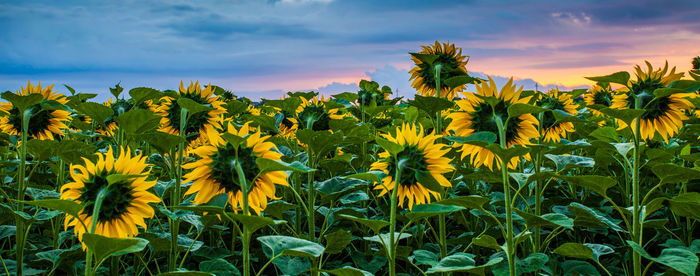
[183,122,289,215]
[536,88,578,143]
[692,56,700,70]
[584,82,615,117]
[409,41,470,100]
[0,81,72,141]
[446,76,539,170]
[370,123,454,210]
[295,96,344,131]
[154,81,226,150]
[60,146,160,246]
[610,61,692,142]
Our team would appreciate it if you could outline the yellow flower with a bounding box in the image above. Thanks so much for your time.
[409,41,469,100]
[0,81,71,140]
[183,122,289,215]
[60,146,160,247]
[371,123,454,210]
[536,88,578,143]
[584,83,615,118]
[447,76,539,170]
[295,96,344,131]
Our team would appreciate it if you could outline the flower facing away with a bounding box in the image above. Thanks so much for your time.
[0,81,71,140]
[584,82,615,118]
[153,81,226,151]
[610,61,693,142]
[409,41,470,100]
[183,122,289,215]
[446,77,539,170]
[60,147,160,246]
[371,123,454,210]
[295,96,344,131]
[536,88,578,143]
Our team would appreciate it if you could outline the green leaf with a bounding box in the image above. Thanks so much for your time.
[416,170,445,193]
[667,79,700,92]
[22,199,84,218]
[585,71,630,85]
[258,235,325,259]
[653,87,688,98]
[177,97,212,115]
[554,243,595,260]
[405,204,465,221]
[324,229,352,254]
[26,139,59,162]
[568,202,624,232]
[517,253,549,275]
[544,154,594,171]
[584,243,614,262]
[323,266,373,276]
[508,103,548,118]
[444,75,479,89]
[128,87,162,105]
[109,83,124,98]
[155,272,214,276]
[651,164,700,184]
[627,241,698,276]
[472,234,502,250]
[315,177,368,204]
[445,131,497,145]
[82,234,148,265]
[408,95,455,115]
[337,214,389,233]
[410,53,439,65]
[434,195,490,211]
[426,253,503,274]
[332,92,360,103]
[515,210,574,230]
[256,158,315,174]
[345,171,386,183]
[411,249,439,267]
[375,136,404,155]
[228,214,277,233]
[296,129,343,158]
[560,260,600,276]
[363,232,412,248]
[1,91,43,112]
[597,107,645,125]
[220,133,246,150]
[199,258,241,276]
[589,127,619,142]
[114,109,161,136]
[557,175,616,197]
[76,102,114,128]
[143,132,185,153]
[668,192,700,220]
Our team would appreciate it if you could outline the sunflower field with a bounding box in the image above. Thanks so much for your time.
[1,42,699,276]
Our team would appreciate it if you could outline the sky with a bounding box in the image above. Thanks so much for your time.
[1,0,699,100]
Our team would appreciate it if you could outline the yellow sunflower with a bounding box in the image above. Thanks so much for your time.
[610,61,692,142]
[370,123,454,210]
[153,81,226,151]
[584,82,615,118]
[278,115,298,139]
[183,122,289,215]
[536,88,578,143]
[0,81,71,140]
[295,96,344,131]
[60,146,160,246]
[409,41,470,100]
[446,77,539,170]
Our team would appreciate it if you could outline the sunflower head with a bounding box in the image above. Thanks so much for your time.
[409,41,469,100]
[0,81,71,141]
[296,96,343,131]
[154,81,226,150]
[692,56,700,70]
[584,83,615,117]
[610,61,692,142]
[370,123,454,210]
[60,146,160,246]
[357,80,391,106]
[183,122,289,215]
[535,88,578,143]
[447,76,539,170]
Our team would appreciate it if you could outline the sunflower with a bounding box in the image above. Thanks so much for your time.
[610,61,692,142]
[409,41,470,100]
[446,77,539,170]
[183,122,289,215]
[536,88,578,143]
[278,111,298,139]
[153,81,226,151]
[584,82,615,118]
[370,123,454,210]
[60,146,160,246]
[295,96,344,131]
[0,81,71,140]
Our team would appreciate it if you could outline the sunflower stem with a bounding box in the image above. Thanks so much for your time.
[433,63,449,264]
[389,158,406,276]
[15,108,31,276]
[85,187,108,276]
[495,114,516,276]
[632,96,642,276]
[534,112,544,253]
[305,119,317,242]
[169,107,188,272]
[234,156,251,276]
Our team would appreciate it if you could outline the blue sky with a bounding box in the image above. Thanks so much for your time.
[2,0,699,100]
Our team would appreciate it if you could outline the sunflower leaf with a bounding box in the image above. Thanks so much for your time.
[508,103,548,118]
[408,95,454,116]
[258,235,325,259]
[345,171,387,183]
[128,87,162,105]
[597,107,644,125]
[256,158,315,174]
[177,97,212,116]
[651,164,700,184]
[2,91,44,113]
[553,243,595,261]
[668,193,700,220]
[410,53,439,65]
[433,195,490,211]
[375,137,404,155]
[21,199,84,219]
[82,234,148,266]
[445,131,497,145]
[667,79,700,92]
[426,253,503,274]
[323,266,373,276]
[228,214,279,233]
[585,71,630,85]
[336,214,389,234]
[627,240,698,276]
[76,102,114,128]
[444,75,480,90]
[405,204,464,221]
[221,133,246,150]
[114,109,160,136]
[332,92,360,103]
[142,132,185,154]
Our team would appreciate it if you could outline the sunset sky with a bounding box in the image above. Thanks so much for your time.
[1,0,699,100]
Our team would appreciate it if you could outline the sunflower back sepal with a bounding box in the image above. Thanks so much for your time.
[585,71,631,86]
[82,233,148,261]
[415,171,444,193]
[1,91,44,112]
[409,53,440,65]
[220,132,247,150]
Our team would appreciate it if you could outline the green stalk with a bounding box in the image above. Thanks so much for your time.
[534,112,544,252]
[16,109,30,276]
[631,97,642,276]
[389,158,406,276]
[234,158,251,276]
[169,108,188,271]
[306,119,316,242]
[433,63,449,261]
[495,115,515,276]
[85,188,108,276]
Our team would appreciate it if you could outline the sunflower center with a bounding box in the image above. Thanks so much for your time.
[419,54,461,91]
[8,104,54,137]
[298,105,330,131]
[470,101,522,144]
[386,146,428,187]
[166,94,213,141]
[280,111,295,129]
[593,92,613,107]
[627,79,664,111]
[78,175,135,223]
[208,144,260,193]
